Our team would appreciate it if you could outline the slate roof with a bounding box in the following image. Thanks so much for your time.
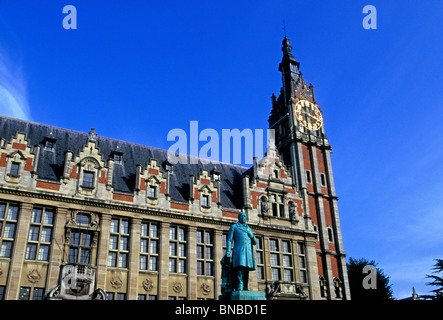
[0,115,251,209]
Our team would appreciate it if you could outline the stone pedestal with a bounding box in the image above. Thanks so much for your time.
[231,290,266,300]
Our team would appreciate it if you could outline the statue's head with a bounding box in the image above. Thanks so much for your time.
[238,212,247,224]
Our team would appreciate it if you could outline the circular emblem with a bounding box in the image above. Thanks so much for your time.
[27,269,42,284]
[110,276,123,289]
[294,99,323,131]
[201,283,211,295]
[172,281,183,293]
[142,278,154,292]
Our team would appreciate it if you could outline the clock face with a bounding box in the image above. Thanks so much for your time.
[294,99,323,131]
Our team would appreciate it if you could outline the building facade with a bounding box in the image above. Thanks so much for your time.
[0,38,350,300]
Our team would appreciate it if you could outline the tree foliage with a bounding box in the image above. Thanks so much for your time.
[347,257,393,300]
[425,259,443,297]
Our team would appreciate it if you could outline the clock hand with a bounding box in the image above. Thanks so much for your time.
[302,112,320,121]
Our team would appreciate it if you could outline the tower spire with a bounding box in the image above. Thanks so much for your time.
[278,36,300,106]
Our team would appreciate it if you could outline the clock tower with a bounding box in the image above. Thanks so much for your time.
[269,37,351,300]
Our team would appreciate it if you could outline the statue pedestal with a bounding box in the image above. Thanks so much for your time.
[231,290,266,300]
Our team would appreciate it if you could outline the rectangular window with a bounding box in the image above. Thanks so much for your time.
[270,194,285,217]
[149,256,157,271]
[68,229,93,264]
[19,287,31,300]
[26,244,37,260]
[196,229,213,276]
[320,173,327,187]
[256,237,264,280]
[10,162,20,176]
[0,203,19,258]
[148,186,156,198]
[45,140,54,150]
[297,242,307,283]
[306,170,312,184]
[270,253,279,266]
[82,171,94,188]
[108,218,130,268]
[0,286,5,300]
[269,239,278,251]
[271,268,280,281]
[269,238,295,283]
[202,195,209,207]
[272,203,278,217]
[169,226,187,274]
[114,154,122,163]
[32,288,44,300]
[26,208,54,261]
[328,228,334,242]
[38,245,50,261]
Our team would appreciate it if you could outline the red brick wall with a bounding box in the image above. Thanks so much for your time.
[212,191,218,203]
[148,168,159,175]
[222,210,238,219]
[0,153,6,167]
[24,158,33,171]
[12,142,26,150]
[170,202,189,211]
[98,170,107,184]
[70,165,78,179]
[330,255,339,278]
[302,145,311,171]
[160,181,166,194]
[113,193,134,202]
[200,178,210,185]
[139,178,146,190]
[36,180,61,191]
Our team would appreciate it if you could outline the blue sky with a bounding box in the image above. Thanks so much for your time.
[1,1,442,299]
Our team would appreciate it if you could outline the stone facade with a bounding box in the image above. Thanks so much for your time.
[0,37,349,300]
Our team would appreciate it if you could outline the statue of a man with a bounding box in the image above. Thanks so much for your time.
[226,212,257,291]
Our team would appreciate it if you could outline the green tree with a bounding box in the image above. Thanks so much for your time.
[347,257,393,300]
[425,259,443,299]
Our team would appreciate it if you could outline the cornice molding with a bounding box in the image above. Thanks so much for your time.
[0,187,315,237]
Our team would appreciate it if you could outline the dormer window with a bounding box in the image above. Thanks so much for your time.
[270,193,285,218]
[82,171,95,188]
[111,150,124,164]
[10,162,20,177]
[114,154,122,163]
[202,195,209,207]
[165,162,173,174]
[148,185,157,199]
[43,133,57,151]
[45,140,54,151]
[273,170,279,179]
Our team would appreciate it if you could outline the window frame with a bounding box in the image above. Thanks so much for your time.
[82,171,95,189]
[108,218,130,269]
[25,207,54,261]
[139,221,159,271]
[169,226,187,274]
[196,229,214,276]
[0,203,19,259]
[9,162,20,177]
